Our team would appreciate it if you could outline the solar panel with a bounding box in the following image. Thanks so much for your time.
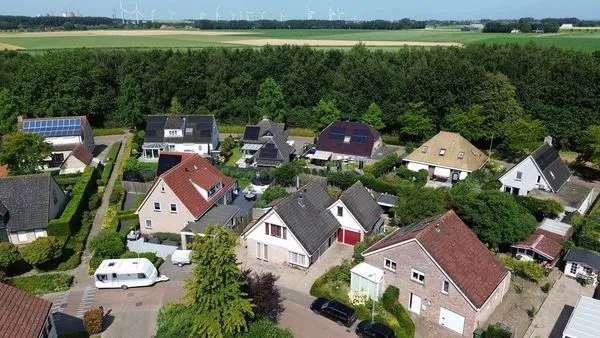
[329,126,346,141]
[244,126,260,140]
[22,118,82,138]
[260,143,279,159]
[351,135,368,144]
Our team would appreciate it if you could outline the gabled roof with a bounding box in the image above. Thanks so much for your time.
[512,229,565,261]
[156,152,194,176]
[563,296,600,338]
[403,131,487,172]
[364,210,508,309]
[339,182,383,232]
[67,143,93,165]
[531,142,571,192]
[242,118,294,166]
[143,115,215,144]
[317,121,380,158]
[182,205,240,234]
[0,283,52,338]
[0,174,65,232]
[271,182,340,255]
[156,153,234,219]
[255,138,295,166]
[242,118,287,144]
[565,248,600,271]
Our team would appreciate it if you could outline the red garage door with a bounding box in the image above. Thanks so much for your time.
[337,229,361,245]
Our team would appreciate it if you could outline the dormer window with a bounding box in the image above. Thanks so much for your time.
[185,128,193,135]
[168,130,178,136]
[207,182,223,198]
[421,146,428,153]
[457,152,464,159]
[439,148,446,156]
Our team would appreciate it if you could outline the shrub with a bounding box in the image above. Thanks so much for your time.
[327,171,360,190]
[241,270,284,322]
[236,318,293,338]
[381,285,400,309]
[0,242,22,271]
[501,256,544,282]
[101,205,119,231]
[354,234,385,263]
[484,324,512,338]
[83,307,104,334]
[380,286,415,338]
[119,251,163,267]
[527,305,536,318]
[10,273,73,294]
[368,153,400,177]
[105,141,122,162]
[516,196,564,221]
[272,162,300,187]
[309,260,353,302]
[255,185,289,208]
[88,192,102,210]
[93,128,126,136]
[396,166,428,186]
[109,184,124,205]
[19,236,63,267]
[153,232,182,244]
[90,230,126,258]
[99,162,114,185]
[541,282,551,293]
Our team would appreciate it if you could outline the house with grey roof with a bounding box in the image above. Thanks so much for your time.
[564,247,600,285]
[0,174,66,244]
[242,181,384,269]
[238,118,295,168]
[141,115,219,160]
[180,204,241,249]
[499,136,595,214]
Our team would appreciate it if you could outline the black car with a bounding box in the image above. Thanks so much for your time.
[356,320,395,338]
[310,298,357,327]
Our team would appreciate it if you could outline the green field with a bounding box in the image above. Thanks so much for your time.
[1,28,600,52]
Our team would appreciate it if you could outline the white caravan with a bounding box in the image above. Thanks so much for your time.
[94,258,169,289]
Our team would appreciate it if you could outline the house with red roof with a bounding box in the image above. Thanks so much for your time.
[511,217,573,267]
[353,210,510,336]
[135,152,235,240]
[0,282,56,338]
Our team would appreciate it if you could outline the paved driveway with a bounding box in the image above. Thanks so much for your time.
[525,274,594,338]
[280,300,356,338]
[238,242,354,294]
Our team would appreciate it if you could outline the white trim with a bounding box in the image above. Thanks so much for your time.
[442,280,450,295]
[327,199,368,234]
[498,155,554,193]
[411,268,425,284]
[402,159,478,173]
[384,257,397,272]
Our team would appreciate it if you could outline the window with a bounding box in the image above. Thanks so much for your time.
[265,223,287,239]
[337,206,343,217]
[161,185,165,193]
[170,203,177,213]
[289,252,307,266]
[343,136,351,144]
[421,146,428,153]
[439,148,446,156]
[34,229,46,239]
[207,182,223,198]
[411,269,425,284]
[550,171,556,179]
[145,219,152,229]
[516,171,523,181]
[457,151,465,159]
[570,263,578,274]
[17,231,28,242]
[137,273,147,279]
[384,258,397,272]
[537,175,542,183]
[442,280,450,294]
[505,187,512,193]
[154,202,161,211]
[168,130,178,136]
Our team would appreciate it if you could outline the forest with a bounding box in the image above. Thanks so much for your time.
[0,43,599,153]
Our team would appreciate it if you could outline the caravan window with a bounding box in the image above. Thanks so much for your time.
[96,274,108,282]
[137,273,147,279]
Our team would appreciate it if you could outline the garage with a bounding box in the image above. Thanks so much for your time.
[439,307,465,335]
[337,228,361,245]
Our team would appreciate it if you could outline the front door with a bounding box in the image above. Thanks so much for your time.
[409,293,421,315]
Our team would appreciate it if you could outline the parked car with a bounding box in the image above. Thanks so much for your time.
[171,250,192,267]
[310,298,357,327]
[356,320,395,338]
[244,192,257,200]
[126,230,140,241]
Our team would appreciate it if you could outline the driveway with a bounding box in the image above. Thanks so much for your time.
[237,242,354,294]
[525,274,594,338]
[280,300,356,338]
[94,135,124,163]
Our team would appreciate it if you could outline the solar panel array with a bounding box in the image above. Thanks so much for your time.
[329,126,345,141]
[22,118,81,138]
[351,129,369,144]
[260,143,279,159]
[244,126,260,140]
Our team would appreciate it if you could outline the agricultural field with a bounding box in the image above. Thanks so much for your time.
[1,28,600,51]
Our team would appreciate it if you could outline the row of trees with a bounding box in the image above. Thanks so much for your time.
[0,15,118,30]
[483,19,560,33]
[191,19,426,30]
[1,44,599,152]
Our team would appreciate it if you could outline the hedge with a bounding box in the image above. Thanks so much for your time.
[120,251,164,268]
[380,286,415,338]
[93,128,126,136]
[48,166,98,236]
[501,255,544,282]
[55,176,82,187]
[10,273,73,294]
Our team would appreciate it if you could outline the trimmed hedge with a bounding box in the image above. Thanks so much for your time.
[380,286,415,338]
[48,166,98,236]
[10,273,73,294]
[120,251,164,268]
[55,176,81,187]
[93,128,126,136]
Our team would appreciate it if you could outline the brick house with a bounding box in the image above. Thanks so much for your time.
[356,210,510,336]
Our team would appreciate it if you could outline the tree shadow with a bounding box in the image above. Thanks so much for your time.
[103,309,115,331]
[53,311,85,336]
[93,144,108,157]
[548,305,574,338]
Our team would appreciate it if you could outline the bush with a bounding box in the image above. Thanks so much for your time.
[484,324,512,338]
[120,251,163,267]
[109,184,124,205]
[310,260,353,302]
[19,236,63,267]
[327,171,360,190]
[272,162,300,186]
[101,205,119,231]
[381,285,400,309]
[255,185,289,208]
[10,273,73,294]
[83,307,104,334]
[396,166,428,186]
[235,319,293,338]
[153,232,182,244]
[354,234,385,263]
[90,230,126,258]
[99,162,114,185]
[368,153,400,177]
[88,192,102,210]
[541,282,551,293]
[105,141,122,163]
[93,128,126,136]
[516,196,564,221]
[527,305,536,318]
[380,286,415,338]
[501,256,544,282]
[0,242,22,271]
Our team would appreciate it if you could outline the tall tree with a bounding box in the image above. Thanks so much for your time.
[241,270,284,322]
[443,105,486,142]
[393,186,449,226]
[117,76,145,128]
[256,77,286,122]
[398,102,435,142]
[579,125,600,167]
[0,132,51,176]
[361,103,385,130]
[315,99,341,129]
[0,88,21,135]
[169,96,184,115]
[501,114,545,155]
[185,226,253,338]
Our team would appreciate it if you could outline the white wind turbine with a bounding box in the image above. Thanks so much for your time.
[279,11,286,21]
[119,0,129,24]
[132,1,143,24]
[260,11,267,20]
[328,8,336,21]
[215,5,220,21]
[151,9,157,22]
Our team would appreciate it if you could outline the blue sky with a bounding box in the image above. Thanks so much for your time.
[4,0,600,21]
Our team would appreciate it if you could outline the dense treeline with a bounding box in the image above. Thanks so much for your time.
[191,19,426,30]
[0,15,119,30]
[483,19,560,33]
[0,44,599,152]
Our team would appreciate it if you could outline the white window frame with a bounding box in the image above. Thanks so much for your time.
[289,251,307,267]
[439,148,446,156]
[411,269,425,284]
[337,206,343,217]
[154,202,161,211]
[570,263,578,274]
[170,203,177,213]
[384,258,397,272]
[442,280,450,294]
[516,171,523,181]
[145,219,152,229]
[17,231,28,242]
[34,229,46,239]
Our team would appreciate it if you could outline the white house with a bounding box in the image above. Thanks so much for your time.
[564,247,600,286]
[141,115,219,160]
[562,296,600,338]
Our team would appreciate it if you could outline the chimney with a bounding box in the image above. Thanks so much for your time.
[544,136,553,146]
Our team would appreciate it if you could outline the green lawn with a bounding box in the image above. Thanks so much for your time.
[2,29,600,52]
[11,273,73,294]
[225,145,241,166]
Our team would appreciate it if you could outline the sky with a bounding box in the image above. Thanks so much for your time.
[2,0,600,21]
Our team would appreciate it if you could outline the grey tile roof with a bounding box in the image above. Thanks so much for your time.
[340,182,383,233]
[272,182,340,255]
[182,205,240,234]
[376,193,397,207]
[0,175,65,232]
[565,248,600,271]
[143,115,216,144]
[557,179,593,211]
[242,118,288,144]
[244,118,295,166]
[532,143,571,192]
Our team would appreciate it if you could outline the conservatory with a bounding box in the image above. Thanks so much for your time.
[350,262,384,300]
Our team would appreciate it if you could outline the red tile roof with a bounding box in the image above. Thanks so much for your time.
[364,210,509,308]
[512,229,565,261]
[0,283,51,338]
[160,153,234,218]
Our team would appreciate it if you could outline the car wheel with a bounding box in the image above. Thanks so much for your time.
[121,285,128,290]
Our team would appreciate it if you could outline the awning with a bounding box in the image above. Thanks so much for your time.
[433,167,451,178]
[241,143,263,151]
[311,150,332,161]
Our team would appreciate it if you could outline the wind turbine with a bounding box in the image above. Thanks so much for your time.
[169,10,175,20]
[151,9,157,22]
[260,11,267,20]
[336,9,344,21]
[305,6,315,20]
[230,12,236,20]
[328,8,336,21]
[132,1,142,25]
[119,0,128,24]
[279,11,286,21]
[215,5,220,21]
[246,11,253,21]
[198,12,206,20]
